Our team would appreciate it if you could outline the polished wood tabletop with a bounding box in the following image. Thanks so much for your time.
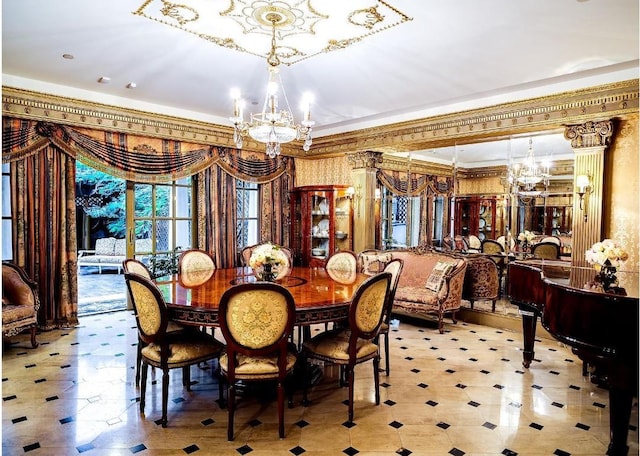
[155,266,369,327]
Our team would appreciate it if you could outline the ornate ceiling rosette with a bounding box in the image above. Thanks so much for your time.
[133,0,412,65]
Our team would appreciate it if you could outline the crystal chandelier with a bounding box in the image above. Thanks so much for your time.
[229,12,314,158]
[507,138,551,196]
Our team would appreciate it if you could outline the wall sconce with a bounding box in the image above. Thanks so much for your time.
[375,188,381,200]
[576,174,591,222]
[346,185,362,216]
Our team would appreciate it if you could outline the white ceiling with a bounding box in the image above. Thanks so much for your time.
[2,0,639,166]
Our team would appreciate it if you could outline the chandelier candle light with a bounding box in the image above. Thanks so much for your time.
[230,10,314,158]
[508,138,551,197]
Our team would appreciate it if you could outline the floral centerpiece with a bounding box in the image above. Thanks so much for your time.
[517,230,536,253]
[248,242,289,282]
[585,239,628,291]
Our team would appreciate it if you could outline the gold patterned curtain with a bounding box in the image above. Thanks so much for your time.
[7,144,78,329]
[196,153,294,268]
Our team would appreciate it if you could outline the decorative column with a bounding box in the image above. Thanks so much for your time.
[564,120,614,272]
[347,151,383,252]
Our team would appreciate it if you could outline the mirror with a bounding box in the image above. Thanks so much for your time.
[389,132,575,254]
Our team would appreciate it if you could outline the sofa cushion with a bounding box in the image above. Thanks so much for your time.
[95,237,116,255]
[114,238,126,256]
[425,261,455,292]
[394,286,439,306]
[2,304,35,324]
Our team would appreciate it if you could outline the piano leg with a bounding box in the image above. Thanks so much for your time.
[518,308,539,368]
[606,361,636,456]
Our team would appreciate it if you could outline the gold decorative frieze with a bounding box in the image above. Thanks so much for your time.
[133,0,412,66]
[346,151,383,169]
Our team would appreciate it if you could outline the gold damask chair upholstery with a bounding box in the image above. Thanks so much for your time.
[357,249,393,276]
[532,241,561,260]
[2,261,40,348]
[301,272,392,422]
[377,259,404,375]
[467,235,482,252]
[122,259,189,386]
[178,248,216,273]
[124,272,224,427]
[217,282,297,440]
[481,239,504,255]
[325,250,358,273]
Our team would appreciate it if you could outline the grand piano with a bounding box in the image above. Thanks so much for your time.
[508,260,638,456]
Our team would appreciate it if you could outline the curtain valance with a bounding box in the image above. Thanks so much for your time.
[377,169,454,196]
[2,118,288,182]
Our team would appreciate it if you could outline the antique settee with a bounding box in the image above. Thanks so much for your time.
[2,261,40,347]
[389,247,467,333]
[78,237,152,273]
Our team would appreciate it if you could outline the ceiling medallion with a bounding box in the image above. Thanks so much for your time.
[134,0,412,65]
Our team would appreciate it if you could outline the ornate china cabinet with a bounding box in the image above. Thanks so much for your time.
[454,196,498,241]
[291,185,353,267]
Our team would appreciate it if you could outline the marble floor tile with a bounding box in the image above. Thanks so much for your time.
[2,310,637,455]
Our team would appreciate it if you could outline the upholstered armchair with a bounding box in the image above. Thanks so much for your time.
[2,262,40,348]
[462,255,500,312]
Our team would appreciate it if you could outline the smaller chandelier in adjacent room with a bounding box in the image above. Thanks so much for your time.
[507,138,551,196]
[229,10,314,158]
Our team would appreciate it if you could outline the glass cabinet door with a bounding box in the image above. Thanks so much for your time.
[310,191,331,262]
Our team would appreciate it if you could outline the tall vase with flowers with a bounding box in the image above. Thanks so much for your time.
[585,239,629,293]
[517,230,536,257]
[248,242,289,282]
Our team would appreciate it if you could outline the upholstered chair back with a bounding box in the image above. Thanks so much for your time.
[124,273,167,344]
[178,249,216,273]
[540,236,561,246]
[481,239,504,255]
[219,283,295,352]
[532,242,561,260]
[467,235,482,250]
[122,258,152,279]
[357,249,393,275]
[325,250,358,273]
[351,272,391,338]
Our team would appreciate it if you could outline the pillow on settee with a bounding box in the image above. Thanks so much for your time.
[425,261,455,292]
[360,252,392,275]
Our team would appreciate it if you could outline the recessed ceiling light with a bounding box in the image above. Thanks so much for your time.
[98,77,111,84]
[126,82,137,89]
[62,53,74,59]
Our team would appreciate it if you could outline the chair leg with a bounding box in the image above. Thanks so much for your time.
[140,363,148,413]
[135,341,143,387]
[373,356,381,406]
[161,369,169,427]
[183,366,191,391]
[277,380,285,439]
[227,382,236,440]
[29,326,38,348]
[384,333,390,376]
[347,365,355,422]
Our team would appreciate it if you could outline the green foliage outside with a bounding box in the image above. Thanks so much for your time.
[76,162,167,239]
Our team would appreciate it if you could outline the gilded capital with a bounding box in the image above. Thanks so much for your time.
[564,120,614,149]
[346,151,383,169]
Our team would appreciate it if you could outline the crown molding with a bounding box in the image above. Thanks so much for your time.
[3,79,638,159]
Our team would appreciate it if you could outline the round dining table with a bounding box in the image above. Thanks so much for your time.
[155,266,369,328]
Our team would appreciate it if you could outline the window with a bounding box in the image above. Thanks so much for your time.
[236,180,259,251]
[132,177,193,258]
[381,187,421,248]
[2,163,12,260]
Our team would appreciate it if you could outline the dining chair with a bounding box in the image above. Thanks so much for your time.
[124,272,224,427]
[217,282,298,440]
[301,271,392,422]
[123,259,190,386]
[178,248,216,273]
[467,234,482,252]
[531,241,561,260]
[325,250,358,272]
[496,235,515,251]
[377,259,404,375]
[540,235,562,246]
[481,239,504,255]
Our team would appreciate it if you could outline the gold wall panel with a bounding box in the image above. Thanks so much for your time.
[604,114,639,275]
[458,175,504,195]
[294,156,351,187]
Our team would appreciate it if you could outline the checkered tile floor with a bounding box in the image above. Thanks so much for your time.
[2,310,637,455]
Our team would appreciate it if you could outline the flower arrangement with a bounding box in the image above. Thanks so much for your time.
[585,239,629,270]
[249,242,289,281]
[517,230,536,244]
